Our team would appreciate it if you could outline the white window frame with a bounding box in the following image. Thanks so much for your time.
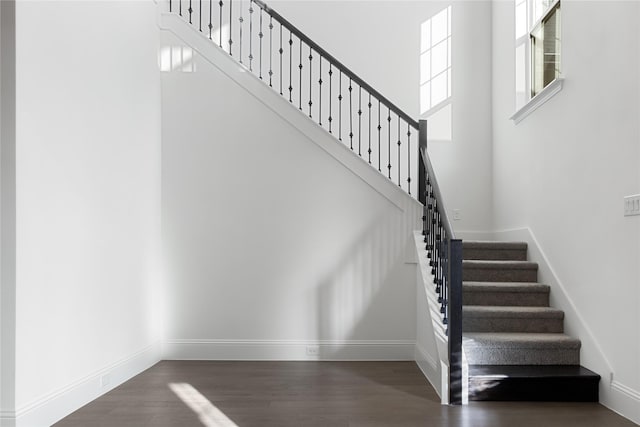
[511,0,563,123]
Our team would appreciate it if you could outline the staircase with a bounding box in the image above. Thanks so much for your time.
[461,241,600,401]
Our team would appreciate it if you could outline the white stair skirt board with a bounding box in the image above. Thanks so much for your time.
[8,343,160,427]
[163,340,415,361]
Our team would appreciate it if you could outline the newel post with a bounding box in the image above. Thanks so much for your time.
[418,120,427,205]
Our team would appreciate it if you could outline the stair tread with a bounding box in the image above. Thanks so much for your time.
[463,260,538,270]
[463,241,528,250]
[463,332,581,349]
[468,364,600,379]
[463,282,550,292]
[463,306,563,318]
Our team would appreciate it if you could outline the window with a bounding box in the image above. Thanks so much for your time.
[420,6,452,114]
[515,0,561,109]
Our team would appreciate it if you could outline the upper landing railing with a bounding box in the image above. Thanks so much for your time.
[167,0,462,405]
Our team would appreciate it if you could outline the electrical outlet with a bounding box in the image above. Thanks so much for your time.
[624,195,640,216]
[100,373,111,388]
[453,209,461,221]
[306,345,319,356]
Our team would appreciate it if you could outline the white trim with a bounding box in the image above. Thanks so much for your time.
[511,77,564,124]
[10,343,160,427]
[414,343,442,399]
[163,339,415,361]
[611,381,640,403]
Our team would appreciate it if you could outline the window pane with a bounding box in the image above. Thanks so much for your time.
[421,20,431,53]
[531,3,560,96]
[431,40,448,76]
[431,72,448,106]
[432,8,448,45]
[420,51,431,85]
[420,82,431,114]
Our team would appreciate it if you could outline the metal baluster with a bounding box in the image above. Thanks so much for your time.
[288,31,293,102]
[349,79,353,150]
[218,1,223,47]
[228,0,232,55]
[397,117,401,186]
[238,3,243,62]
[179,0,182,16]
[258,9,263,79]
[308,48,313,118]
[318,56,323,126]
[298,41,303,110]
[268,17,273,87]
[279,24,283,95]
[377,100,381,172]
[199,0,202,31]
[328,64,333,133]
[170,0,172,13]
[208,0,213,39]
[367,94,372,164]
[338,71,343,141]
[189,0,193,23]
[387,108,392,179]
[358,87,362,156]
[407,124,412,195]
[249,1,253,70]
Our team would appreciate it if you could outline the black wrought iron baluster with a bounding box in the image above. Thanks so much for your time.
[338,71,343,141]
[328,64,333,133]
[348,79,353,150]
[189,0,193,23]
[208,0,213,40]
[308,48,313,118]
[248,1,253,70]
[288,31,293,102]
[397,118,401,186]
[238,4,243,62]
[377,100,381,172]
[407,124,412,195]
[258,9,263,79]
[199,0,202,31]
[298,41,303,110]
[279,25,283,95]
[179,0,182,16]
[318,56,323,126]
[268,17,273,87]
[387,109,392,179]
[367,94,372,164]
[228,0,233,55]
[218,1,223,47]
[170,0,172,13]
[358,87,362,156]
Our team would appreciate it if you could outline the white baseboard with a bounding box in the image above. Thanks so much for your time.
[608,381,640,426]
[163,339,415,361]
[10,342,160,427]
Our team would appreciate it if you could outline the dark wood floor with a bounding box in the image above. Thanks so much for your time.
[54,361,637,427]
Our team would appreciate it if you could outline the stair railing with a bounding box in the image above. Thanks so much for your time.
[167,0,462,405]
[418,120,463,405]
[168,0,417,194]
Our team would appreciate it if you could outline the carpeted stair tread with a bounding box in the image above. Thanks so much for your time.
[463,241,528,250]
[463,306,564,333]
[463,282,550,306]
[463,241,528,261]
[463,306,563,318]
[463,332,580,349]
[463,260,538,269]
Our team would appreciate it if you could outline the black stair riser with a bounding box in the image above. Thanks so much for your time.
[469,376,599,402]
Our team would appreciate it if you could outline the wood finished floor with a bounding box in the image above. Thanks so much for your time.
[54,361,637,427]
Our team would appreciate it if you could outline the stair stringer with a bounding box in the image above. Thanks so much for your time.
[159,12,422,214]
[414,231,469,405]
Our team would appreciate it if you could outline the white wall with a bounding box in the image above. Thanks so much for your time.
[492,0,640,422]
[160,18,422,359]
[13,1,161,424]
[0,1,17,425]
[268,0,494,233]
